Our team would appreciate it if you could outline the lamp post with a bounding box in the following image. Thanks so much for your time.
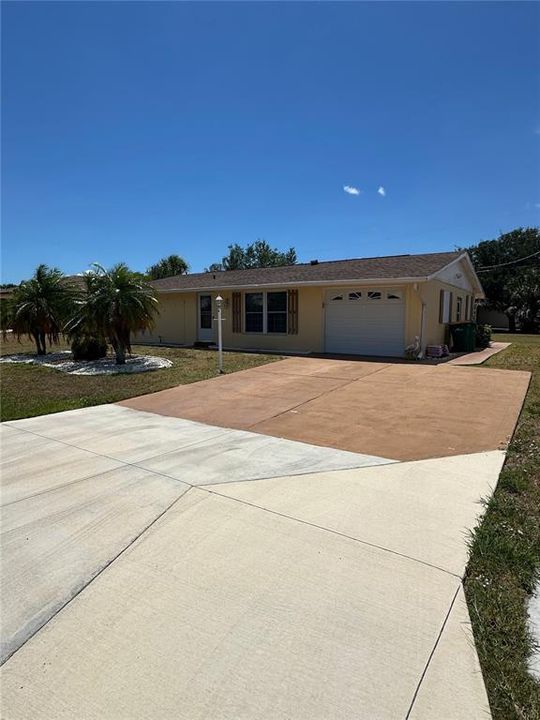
[215,295,224,374]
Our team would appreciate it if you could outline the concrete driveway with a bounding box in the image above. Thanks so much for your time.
[120,356,530,460]
[0,356,531,719]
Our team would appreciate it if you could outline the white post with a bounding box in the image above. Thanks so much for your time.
[215,295,224,374]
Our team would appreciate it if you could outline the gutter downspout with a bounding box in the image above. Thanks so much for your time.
[419,301,426,359]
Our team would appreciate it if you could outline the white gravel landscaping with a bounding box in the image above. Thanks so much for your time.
[527,581,540,681]
[0,351,172,375]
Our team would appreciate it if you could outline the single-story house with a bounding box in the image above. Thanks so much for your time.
[139,251,485,358]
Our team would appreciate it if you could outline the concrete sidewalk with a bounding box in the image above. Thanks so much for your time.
[448,341,511,365]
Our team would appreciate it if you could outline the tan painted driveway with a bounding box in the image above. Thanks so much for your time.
[120,356,530,461]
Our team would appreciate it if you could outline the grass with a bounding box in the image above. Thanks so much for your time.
[464,334,540,720]
[0,336,281,421]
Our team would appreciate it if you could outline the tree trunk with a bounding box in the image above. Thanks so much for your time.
[33,331,46,355]
[112,339,126,365]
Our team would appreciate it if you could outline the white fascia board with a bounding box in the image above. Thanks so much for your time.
[155,277,425,294]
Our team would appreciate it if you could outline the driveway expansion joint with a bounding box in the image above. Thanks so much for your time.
[245,363,393,431]
[201,486,463,580]
[404,583,462,719]
[0,484,195,667]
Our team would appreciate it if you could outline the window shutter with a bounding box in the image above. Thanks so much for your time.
[232,292,242,333]
[287,289,298,335]
[439,289,444,323]
[465,295,470,320]
[449,292,453,323]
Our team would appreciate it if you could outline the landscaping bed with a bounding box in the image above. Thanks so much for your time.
[0,351,173,375]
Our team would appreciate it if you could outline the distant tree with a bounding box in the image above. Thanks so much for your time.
[205,262,224,272]
[67,264,158,365]
[147,254,189,280]
[212,239,297,271]
[464,228,540,332]
[507,267,540,333]
[11,264,77,354]
[1,296,13,338]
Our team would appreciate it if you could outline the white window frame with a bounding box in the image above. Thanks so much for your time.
[456,296,463,322]
[440,290,451,323]
[244,291,288,334]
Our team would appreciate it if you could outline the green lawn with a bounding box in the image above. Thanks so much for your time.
[0,336,281,421]
[464,334,540,720]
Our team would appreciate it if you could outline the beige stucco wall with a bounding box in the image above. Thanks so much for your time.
[415,280,474,349]
[135,278,475,356]
[134,292,198,346]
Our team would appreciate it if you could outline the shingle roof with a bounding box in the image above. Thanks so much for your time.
[150,251,463,291]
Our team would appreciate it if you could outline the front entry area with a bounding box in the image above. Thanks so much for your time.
[197,294,214,342]
[324,287,405,356]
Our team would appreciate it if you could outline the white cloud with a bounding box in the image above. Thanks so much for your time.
[343,185,361,195]
[377,186,386,197]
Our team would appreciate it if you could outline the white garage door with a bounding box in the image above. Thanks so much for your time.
[324,288,405,357]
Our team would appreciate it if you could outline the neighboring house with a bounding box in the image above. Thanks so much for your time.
[139,251,484,358]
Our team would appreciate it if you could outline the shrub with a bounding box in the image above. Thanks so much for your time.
[476,323,492,350]
[71,335,108,361]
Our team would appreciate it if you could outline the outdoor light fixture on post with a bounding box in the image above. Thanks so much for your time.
[215,295,225,374]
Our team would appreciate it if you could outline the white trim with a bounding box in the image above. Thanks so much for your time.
[428,253,485,298]
[155,276,427,294]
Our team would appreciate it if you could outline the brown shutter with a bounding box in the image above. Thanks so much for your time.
[439,289,444,324]
[287,289,298,335]
[232,292,242,333]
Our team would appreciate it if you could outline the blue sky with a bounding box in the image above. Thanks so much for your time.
[2,1,539,283]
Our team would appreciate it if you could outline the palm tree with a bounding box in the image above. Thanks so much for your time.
[68,263,158,365]
[11,265,76,355]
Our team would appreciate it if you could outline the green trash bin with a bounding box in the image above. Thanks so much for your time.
[450,322,476,352]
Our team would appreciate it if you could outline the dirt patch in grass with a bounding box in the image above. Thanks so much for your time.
[464,334,540,719]
[0,336,281,421]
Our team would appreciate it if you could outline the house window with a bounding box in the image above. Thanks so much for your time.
[245,293,264,332]
[387,291,402,300]
[439,290,451,323]
[330,294,343,301]
[456,296,463,322]
[367,291,382,300]
[348,291,362,301]
[267,292,287,333]
[245,291,288,334]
